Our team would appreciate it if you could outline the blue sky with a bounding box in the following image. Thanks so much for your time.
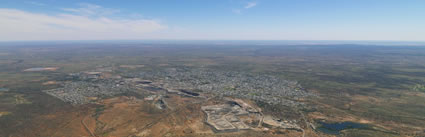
[0,0,424,41]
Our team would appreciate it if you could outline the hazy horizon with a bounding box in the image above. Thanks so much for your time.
[1,40,425,47]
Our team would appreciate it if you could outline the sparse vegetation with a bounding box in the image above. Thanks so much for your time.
[0,43,424,136]
[412,84,425,92]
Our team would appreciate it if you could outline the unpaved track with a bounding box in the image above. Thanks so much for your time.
[126,96,217,137]
[82,115,96,137]
[300,111,308,137]
[49,107,89,137]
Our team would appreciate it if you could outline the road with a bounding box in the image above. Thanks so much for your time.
[299,111,308,137]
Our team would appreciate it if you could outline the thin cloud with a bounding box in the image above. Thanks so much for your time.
[244,2,257,9]
[25,1,46,6]
[233,2,257,14]
[232,9,241,14]
[62,3,120,16]
[0,8,166,41]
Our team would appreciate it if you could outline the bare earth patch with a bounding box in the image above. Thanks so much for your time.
[0,111,12,117]
[23,67,59,72]
[119,65,145,69]
[42,81,58,85]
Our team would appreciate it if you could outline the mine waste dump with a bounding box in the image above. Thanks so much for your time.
[179,89,200,96]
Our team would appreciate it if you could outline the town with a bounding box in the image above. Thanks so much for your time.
[44,67,314,107]
[42,66,315,134]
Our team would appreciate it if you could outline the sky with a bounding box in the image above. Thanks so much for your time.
[0,0,424,41]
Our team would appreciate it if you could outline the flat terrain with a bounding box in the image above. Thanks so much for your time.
[0,42,424,137]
